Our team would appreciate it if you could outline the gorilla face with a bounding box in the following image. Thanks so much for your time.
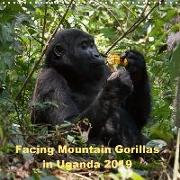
[45,29,105,75]
[74,36,104,65]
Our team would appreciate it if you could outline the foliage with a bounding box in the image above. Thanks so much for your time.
[0,0,179,179]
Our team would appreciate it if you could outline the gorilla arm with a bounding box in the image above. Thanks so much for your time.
[31,68,79,124]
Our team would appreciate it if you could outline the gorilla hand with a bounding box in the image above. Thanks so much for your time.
[104,67,133,100]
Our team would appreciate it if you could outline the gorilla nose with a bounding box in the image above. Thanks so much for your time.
[93,53,100,58]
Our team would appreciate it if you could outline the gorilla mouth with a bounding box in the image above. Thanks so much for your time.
[91,58,105,65]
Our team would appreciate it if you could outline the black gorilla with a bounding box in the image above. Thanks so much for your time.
[31,29,151,146]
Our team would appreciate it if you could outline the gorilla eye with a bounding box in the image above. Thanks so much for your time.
[54,44,64,57]
[90,41,94,47]
[81,41,88,49]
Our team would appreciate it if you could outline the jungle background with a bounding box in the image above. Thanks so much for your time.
[0,0,179,179]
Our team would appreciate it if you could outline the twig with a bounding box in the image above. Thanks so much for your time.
[121,2,137,18]
[31,35,44,46]
[15,0,75,100]
[104,1,158,55]
[73,173,92,180]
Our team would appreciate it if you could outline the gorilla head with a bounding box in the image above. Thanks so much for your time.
[45,29,105,81]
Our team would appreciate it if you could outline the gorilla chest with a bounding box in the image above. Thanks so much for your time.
[70,86,100,112]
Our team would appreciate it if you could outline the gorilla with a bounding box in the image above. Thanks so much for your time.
[31,29,151,146]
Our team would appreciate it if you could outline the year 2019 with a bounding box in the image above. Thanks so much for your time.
[104,160,132,169]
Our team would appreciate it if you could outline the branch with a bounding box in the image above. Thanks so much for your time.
[121,2,137,18]
[104,1,158,55]
[15,0,75,100]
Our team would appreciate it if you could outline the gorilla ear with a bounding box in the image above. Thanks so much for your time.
[53,44,64,57]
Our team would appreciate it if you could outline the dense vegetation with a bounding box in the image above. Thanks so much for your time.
[0,0,179,179]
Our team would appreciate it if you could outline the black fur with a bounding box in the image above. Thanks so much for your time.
[31,29,151,146]
[122,50,151,130]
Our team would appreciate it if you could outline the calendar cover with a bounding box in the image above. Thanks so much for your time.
[0,0,179,179]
